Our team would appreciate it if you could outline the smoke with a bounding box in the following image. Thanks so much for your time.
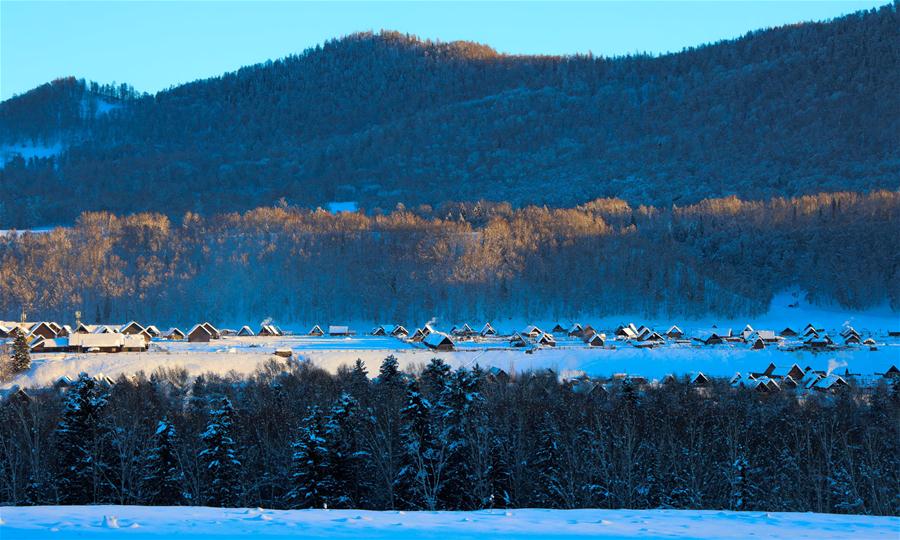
[827,358,848,376]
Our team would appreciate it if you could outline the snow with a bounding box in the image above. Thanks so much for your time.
[0,505,895,539]
[3,332,897,390]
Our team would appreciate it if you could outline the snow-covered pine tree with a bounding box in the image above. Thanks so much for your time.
[421,357,451,398]
[287,406,330,508]
[830,464,864,513]
[54,372,110,504]
[439,368,482,510]
[323,392,369,508]
[10,330,31,373]
[348,358,370,402]
[729,453,749,511]
[143,418,185,505]
[531,411,564,508]
[199,396,241,507]
[394,377,439,510]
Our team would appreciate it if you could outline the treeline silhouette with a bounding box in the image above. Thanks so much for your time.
[0,191,896,324]
[1,4,898,226]
[2,358,898,514]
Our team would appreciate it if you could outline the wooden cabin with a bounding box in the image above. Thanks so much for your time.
[188,324,213,343]
[201,322,221,339]
[237,326,254,336]
[665,325,684,339]
[423,331,454,351]
[163,327,185,340]
[586,333,605,347]
[480,323,497,337]
[308,325,325,336]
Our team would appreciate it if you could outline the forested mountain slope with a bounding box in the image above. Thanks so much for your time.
[0,4,898,226]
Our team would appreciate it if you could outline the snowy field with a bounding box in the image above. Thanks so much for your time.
[5,335,899,390]
[1,506,897,539]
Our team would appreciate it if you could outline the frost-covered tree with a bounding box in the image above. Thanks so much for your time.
[199,396,241,507]
[394,378,441,510]
[10,330,31,374]
[323,392,369,508]
[287,406,330,508]
[143,418,185,505]
[54,372,110,504]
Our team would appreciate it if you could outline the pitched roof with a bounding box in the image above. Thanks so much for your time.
[424,331,454,349]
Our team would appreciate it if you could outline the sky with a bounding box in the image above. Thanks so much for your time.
[0,1,890,101]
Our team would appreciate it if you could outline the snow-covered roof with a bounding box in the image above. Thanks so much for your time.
[122,334,147,349]
[423,331,454,349]
[329,325,350,335]
[70,333,124,348]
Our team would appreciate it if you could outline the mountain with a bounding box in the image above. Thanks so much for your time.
[1,4,898,227]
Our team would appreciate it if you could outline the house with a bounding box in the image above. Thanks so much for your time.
[48,322,64,336]
[409,328,427,342]
[844,334,861,345]
[740,324,755,340]
[522,325,543,337]
[751,337,766,350]
[30,337,69,353]
[703,332,727,345]
[421,323,436,336]
[586,333,605,347]
[509,332,528,347]
[259,324,282,337]
[751,330,780,343]
[615,324,639,339]
[480,323,497,337]
[804,334,834,349]
[567,323,584,337]
[451,323,476,337]
[29,321,59,340]
[423,331,454,351]
[691,372,711,386]
[328,325,351,336]
[581,325,598,339]
[237,326,254,336]
[752,362,804,381]
[809,374,849,393]
[550,323,568,334]
[880,365,899,378]
[145,325,161,337]
[122,334,147,352]
[74,322,95,334]
[802,325,820,338]
[0,325,11,338]
[375,324,408,338]
[638,329,665,343]
[69,332,125,353]
[187,324,213,343]
[863,338,876,346]
[665,325,684,339]
[780,327,798,337]
[536,333,556,347]
[201,322,221,339]
[308,325,325,336]
[119,321,146,335]
[162,327,185,340]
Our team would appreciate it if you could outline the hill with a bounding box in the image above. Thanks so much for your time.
[0,4,898,226]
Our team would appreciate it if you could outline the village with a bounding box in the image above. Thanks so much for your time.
[2,317,898,397]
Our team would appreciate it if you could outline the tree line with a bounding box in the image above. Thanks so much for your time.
[0,191,896,325]
[1,357,898,514]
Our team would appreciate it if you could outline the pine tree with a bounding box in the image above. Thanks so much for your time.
[729,453,749,511]
[287,406,330,508]
[348,358,370,401]
[323,392,369,508]
[830,464,864,513]
[54,372,110,504]
[143,418,185,505]
[439,368,481,509]
[10,330,31,373]
[532,411,564,508]
[199,396,241,507]
[394,378,438,510]
[422,357,451,397]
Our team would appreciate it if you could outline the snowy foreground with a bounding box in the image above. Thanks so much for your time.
[1,506,897,539]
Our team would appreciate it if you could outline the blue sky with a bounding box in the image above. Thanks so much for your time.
[1,1,889,100]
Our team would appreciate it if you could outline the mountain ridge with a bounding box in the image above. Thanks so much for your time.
[1,4,898,226]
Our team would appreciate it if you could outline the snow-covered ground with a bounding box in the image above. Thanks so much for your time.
[1,505,896,539]
[4,334,898,390]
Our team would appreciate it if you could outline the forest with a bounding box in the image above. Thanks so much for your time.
[0,190,896,324]
[1,357,898,514]
[1,4,898,226]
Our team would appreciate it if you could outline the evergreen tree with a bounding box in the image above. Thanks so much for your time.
[394,378,439,510]
[143,418,185,505]
[54,372,110,504]
[531,411,564,508]
[288,406,330,508]
[10,330,31,373]
[439,368,481,509]
[199,396,241,507]
[422,357,451,398]
[323,393,369,508]
[348,358,370,402]
[830,464,864,513]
